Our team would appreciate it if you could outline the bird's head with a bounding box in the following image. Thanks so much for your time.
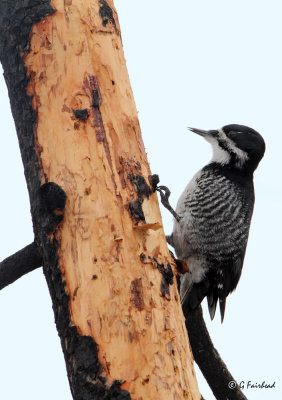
[189,124,265,173]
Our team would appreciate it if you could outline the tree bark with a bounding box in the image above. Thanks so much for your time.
[0,243,42,290]
[0,1,200,399]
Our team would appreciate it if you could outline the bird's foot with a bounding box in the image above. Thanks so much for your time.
[156,185,181,222]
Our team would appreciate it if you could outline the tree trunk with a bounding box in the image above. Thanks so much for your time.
[0,1,200,399]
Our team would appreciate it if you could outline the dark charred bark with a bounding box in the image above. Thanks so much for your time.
[186,306,247,400]
[0,1,247,400]
[0,1,130,399]
[0,242,42,290]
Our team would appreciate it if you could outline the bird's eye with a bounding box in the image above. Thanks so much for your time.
[228,130,244,139]
[228,131,236,139]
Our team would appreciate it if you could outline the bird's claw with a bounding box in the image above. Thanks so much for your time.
[156,185,181,222]
[156,185,171,200]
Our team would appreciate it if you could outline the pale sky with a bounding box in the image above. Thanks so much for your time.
[0,1,281,399]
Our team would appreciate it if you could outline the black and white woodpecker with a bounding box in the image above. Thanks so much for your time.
[158,124,265,322]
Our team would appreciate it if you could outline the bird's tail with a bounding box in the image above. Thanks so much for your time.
[207,291,218,320]
[219,298,226,322]
[207,292,226,322]
[181,274,227,322]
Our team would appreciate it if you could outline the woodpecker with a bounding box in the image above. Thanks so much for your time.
[163,124,265,322]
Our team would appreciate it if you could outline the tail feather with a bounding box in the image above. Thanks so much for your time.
[219,298,226,323]
[180,272,227,322]
[207,292,218,320]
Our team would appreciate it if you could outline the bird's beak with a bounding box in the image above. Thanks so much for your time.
[188,127,211,137]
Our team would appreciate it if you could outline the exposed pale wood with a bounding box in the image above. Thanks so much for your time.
[24,1,201,398]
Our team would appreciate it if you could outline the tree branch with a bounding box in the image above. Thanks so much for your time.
[186,305,247,400]
[0,242,42,290]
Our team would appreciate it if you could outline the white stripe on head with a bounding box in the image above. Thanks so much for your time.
[206,129,249,168]
[206,136,231,165]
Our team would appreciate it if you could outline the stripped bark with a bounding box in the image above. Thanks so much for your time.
[0,0,200,399]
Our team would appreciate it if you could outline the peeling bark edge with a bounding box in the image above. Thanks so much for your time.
[0,2,131,399]
[42,239,130,400]
[0,243,246,399]
[0,2,243,400]
[186,306,247,400]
